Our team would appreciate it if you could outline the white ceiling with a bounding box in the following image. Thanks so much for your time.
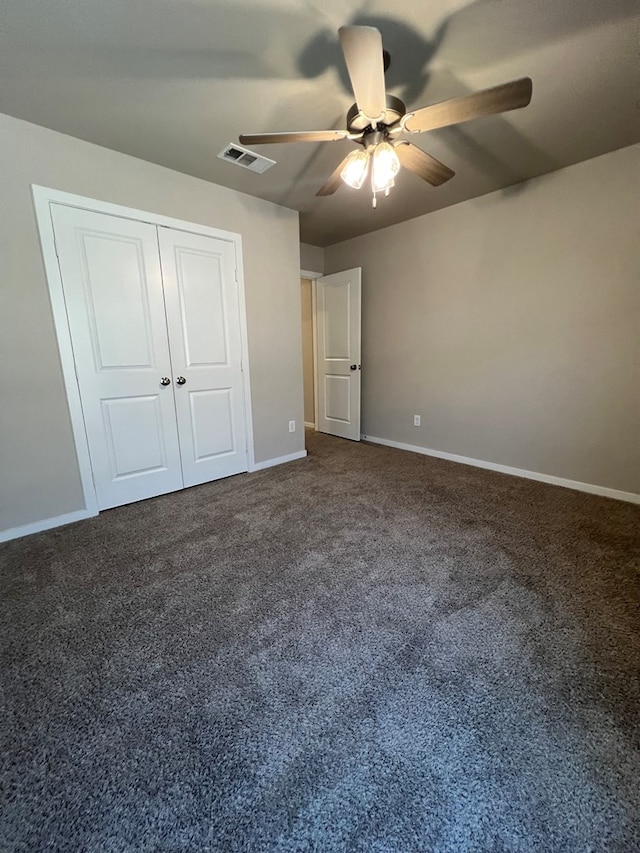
[1,0,638,246]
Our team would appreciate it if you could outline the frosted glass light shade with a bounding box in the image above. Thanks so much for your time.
[341,149,370,189]
[371,142,400,192]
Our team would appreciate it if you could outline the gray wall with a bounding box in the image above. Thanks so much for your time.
[0,112,305,534]
[325,144,640,494]
[300,243,324,274]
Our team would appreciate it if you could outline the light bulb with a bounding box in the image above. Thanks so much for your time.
[371,142,400,193]
[341,149,370,189]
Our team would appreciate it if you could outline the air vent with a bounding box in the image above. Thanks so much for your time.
[218,144,276,174]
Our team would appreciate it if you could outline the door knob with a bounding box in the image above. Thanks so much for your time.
[350,364,357,370]
[160,377,171,386]
[176,376,186,385]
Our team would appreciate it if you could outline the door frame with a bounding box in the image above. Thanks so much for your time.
[32,185,256,518]
[300,268,322,431]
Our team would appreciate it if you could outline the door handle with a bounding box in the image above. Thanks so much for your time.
[160,377,171,386]
[350,364,357,370]
[176,376,186,385]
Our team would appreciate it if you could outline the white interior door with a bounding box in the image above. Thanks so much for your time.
[158,228,248,486]
[51,204,183,510]
[316,268,362,440]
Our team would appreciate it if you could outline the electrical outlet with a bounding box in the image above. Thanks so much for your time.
[288,420,296,433]
[413,415,421,427]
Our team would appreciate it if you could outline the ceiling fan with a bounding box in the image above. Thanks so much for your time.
[240,25,532,207]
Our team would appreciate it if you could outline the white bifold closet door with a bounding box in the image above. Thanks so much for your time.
[158,227,247,488]
[51,204,248,511]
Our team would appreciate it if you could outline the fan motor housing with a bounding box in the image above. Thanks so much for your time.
[347,94,407,133]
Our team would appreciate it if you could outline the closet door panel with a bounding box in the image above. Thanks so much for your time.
[158,228,248,487]
[51,204,183,510]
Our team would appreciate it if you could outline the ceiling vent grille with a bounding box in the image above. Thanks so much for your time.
[218,143,276,174]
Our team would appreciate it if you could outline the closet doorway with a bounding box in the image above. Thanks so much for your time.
[34,187,254,515]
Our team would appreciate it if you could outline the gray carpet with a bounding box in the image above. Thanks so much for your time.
[1,430,639,852]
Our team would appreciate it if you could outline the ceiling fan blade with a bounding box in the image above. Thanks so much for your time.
[316,153,354,197]
[394,142,455,187]
[239,130,351,145]
[404,77,533,134]
[338,26,387,122]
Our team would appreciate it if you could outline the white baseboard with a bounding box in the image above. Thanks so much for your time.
[304,422,315,430]
[362,435,640,505]
[2,451,309,542]
[0,508,97,543]
[250,449,307,472]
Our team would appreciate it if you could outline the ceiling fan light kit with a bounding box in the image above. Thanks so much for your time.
[371,141,400,200]
[341,148,369,189]
[341,138,401,206]
[239,25,533,207]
